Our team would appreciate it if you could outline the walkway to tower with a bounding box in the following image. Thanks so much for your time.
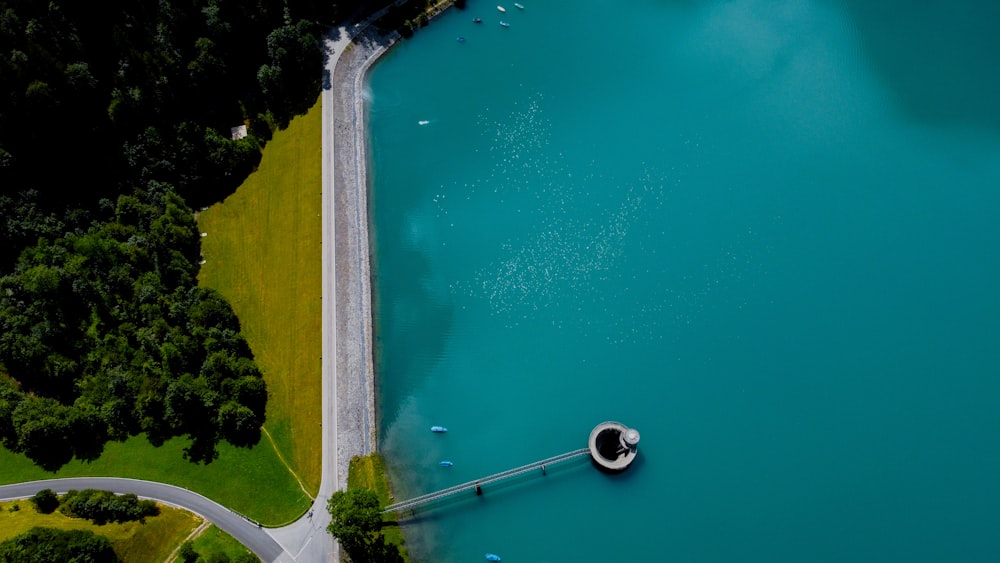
[384,421,641,515]
[384,448,591,513]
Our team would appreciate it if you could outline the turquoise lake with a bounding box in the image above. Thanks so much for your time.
[367,1,1000,561]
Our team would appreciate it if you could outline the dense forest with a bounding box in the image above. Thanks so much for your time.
[0,0,370,470]
[0,527,119,563]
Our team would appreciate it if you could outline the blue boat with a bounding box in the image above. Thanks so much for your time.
[440,461,454,467]
[456,37,466,42]
[486,555,501,562]
[499,20,510,27]
[430,426,448,433]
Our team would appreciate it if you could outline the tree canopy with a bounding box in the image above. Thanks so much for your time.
[0,187,267,468]
[0,527,119,563]
[326,487,403,563]
[59,489,160,525]
[28,489,59,514]
[0,0,344,208]
[0,0,373,471]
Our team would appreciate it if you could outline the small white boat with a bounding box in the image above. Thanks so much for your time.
[440,461,454,467]
[486,555,501,562]
[430,426,448,433]
[514,2,524,8]
[499,20,510,27]
[497,5,506,12]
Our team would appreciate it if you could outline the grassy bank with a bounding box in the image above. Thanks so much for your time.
[198,96,324,496]
[0,436,311,525]
[0,499,199,563]
[179,525,257,562]
[348,454,408,560]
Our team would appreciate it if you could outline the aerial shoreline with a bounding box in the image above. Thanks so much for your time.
[321,4,455,560]
[330,25,393,494]
[329,1,456,490]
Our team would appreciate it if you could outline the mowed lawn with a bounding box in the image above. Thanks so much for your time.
[0,499,200,563]
[198,96,324,496]
[348,455,408,559]
[0,436,311,525]
[184,524,257,562]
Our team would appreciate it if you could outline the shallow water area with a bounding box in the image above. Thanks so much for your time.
[368,1,1000,561]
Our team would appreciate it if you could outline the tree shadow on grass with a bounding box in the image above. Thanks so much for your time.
[182,431,221,464]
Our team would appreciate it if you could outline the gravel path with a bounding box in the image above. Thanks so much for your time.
[330,26,398,491]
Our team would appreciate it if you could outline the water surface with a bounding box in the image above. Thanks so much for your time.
[369,1,1000,561]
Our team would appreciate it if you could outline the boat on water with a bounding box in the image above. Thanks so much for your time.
[473,17,482,23]
[499,20,510,27]
[497,5,506,12]
[456,36,466,42]
[486,555,501,562]
[430,426,448,433]
[439,461,454,467]
[514,2,524,8]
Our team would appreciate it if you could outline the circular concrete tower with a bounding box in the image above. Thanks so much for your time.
[588,421,640,472]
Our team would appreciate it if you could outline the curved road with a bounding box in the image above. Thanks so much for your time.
[0,7,402,562]
[0,478,283,562]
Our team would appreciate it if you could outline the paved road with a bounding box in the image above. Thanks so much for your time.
[262,21,360,563]
[0,478,284,562]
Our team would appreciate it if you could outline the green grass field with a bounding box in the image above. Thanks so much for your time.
[0,499,199,563]
[197,97,324,496]
[180,524,257,562]
[0,435,311,525]
[348,454,408,560]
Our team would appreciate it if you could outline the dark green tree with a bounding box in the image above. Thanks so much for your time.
[28,489,59,514]
[257,19,322,125]
[0,527,120,563]
[178,541,199,563]
[0,376,22,448]
[326,487,403,562]
[9,396,76,470]
[218,401,262,446]
[59,489,158,525]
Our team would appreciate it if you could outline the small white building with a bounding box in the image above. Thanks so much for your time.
[230,124,248,140]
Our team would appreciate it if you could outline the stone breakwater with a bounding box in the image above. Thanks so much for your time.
[328,1,457,491]
[330,27,399,489]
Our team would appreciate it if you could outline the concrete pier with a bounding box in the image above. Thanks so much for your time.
[384,448,590,513]
[384,422,641,514]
